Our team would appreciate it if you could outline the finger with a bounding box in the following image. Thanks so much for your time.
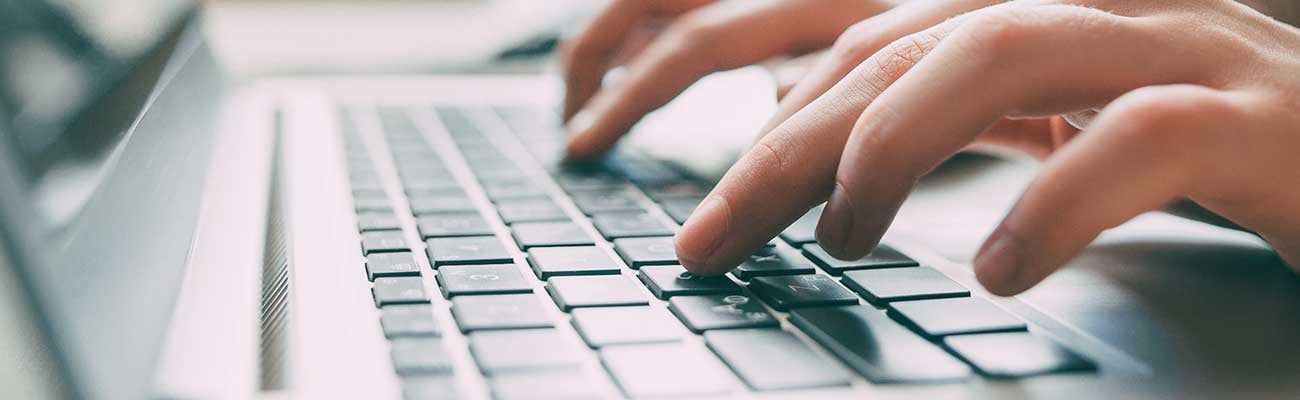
[975,85,1240,296]
[565,0,880,160]
[674,17,966,274]
[756,0,1000,140]
[563,0,710,121]
[818,5,1214,259]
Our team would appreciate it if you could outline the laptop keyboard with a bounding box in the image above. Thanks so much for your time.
[338,106,1096,399]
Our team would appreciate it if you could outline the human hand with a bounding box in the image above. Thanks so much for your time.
[674,0,1300,296]
[560,0,895,160]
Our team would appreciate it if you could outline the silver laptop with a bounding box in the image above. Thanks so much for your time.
[3,1,1299,399]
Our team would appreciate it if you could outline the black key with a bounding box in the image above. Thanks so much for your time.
[373,277,429,306]
[546,275,648,310]
[366,252,421,281]
[749,274,858,311]
[789,306,970,382]
[435,264,532,297]
[496,198,568,224]
[362,231,409,254]
[637,265,740,299]
[402,376,458,400]
[803,243,918,275]
[469,329,583,374]
[705,329,852,391]
[488,370,606,400]
[944,332,1096,378]
[779,207,822,245]
[416,212,494,238]
[571,190,643,214]
[612,237,677,268]
[667,294,778,333]
[511,221,594,249]
[390,337,453,376]
[354,196,394,212]
[426,236,513,267]
[571,306,681,348]
[659,197,701,224]
[554,173,625,192]
[404,179,464,193]
[841,266,969,305]
[526,246,621,279]
[409,194,477,214]
[732,246,816,280]
[357,212,401,231]
[591,212,674,239]
[888,297,1026,338]
[600,343,733,398]
[482,180,548,200]
[451,294,554,332]
[642,182,708,201]
[380,304,440,338]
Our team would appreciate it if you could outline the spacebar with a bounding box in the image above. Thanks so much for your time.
[788,305,970,383]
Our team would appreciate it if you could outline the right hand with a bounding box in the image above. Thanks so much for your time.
[560,0,896,160]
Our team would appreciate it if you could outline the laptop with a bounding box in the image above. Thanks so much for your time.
[2,1,1299,399]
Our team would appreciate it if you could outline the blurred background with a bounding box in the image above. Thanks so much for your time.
[204,0,603,77]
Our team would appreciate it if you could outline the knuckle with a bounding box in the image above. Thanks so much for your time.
[666,16,719,49]
[849,32,937,99]
[829,21,885,64]
[957,9,1040,59]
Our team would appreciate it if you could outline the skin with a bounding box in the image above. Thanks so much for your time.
[563,0,1300,296]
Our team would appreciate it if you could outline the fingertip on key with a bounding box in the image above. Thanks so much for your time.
[675,196,732,275]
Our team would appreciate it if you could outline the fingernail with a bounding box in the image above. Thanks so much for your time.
[676,196,729,271]
[973,229,1024,296]
[817,187,853,256]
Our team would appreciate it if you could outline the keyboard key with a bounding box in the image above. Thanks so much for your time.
[380,304,440,338]
[451,294,554,332]
[416,212,494,238]
[944,332,1096,378]
[546,275,648,310]
[353,188,387,199]
[642,182,709,200]
[803,243,918,275]
[600,343,734,398]
[404,179,464,193]
[390,337,453,376]
[526,246,621,279]
[778,207,821,245]
[554,173,625,192]
[469,329,583,374]
[362,231,409,254]
[888,297,1027,338]
[426,236,513,267]
[788,306,970,383]
[402,376,458,400]
[373,277,429,306]
[705,329,852,391]
[405,187,463,200]
[366,252,421,281]
[748,274,858,311]
[731,246,816,280]
[354,196,393,212]
[668,295,778,333]
[482,180,548,200]
[571,190,643,214]
[841,266,969,305]
[591,212,674,239]
[511,221,594,249]
[612,237,677,268]
[571,306,681,347]
[435,264,532,297]
[408,194,477,214]
[496,198,568,224]
[658,197,701,224]
[357,212,401,231]
[637,265,740,299]
[489,370,606,400]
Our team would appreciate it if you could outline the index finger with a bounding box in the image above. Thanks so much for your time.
[673,19,961,274]
[563,0,711,121]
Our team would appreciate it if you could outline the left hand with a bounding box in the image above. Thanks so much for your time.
[674,0,1300,296]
